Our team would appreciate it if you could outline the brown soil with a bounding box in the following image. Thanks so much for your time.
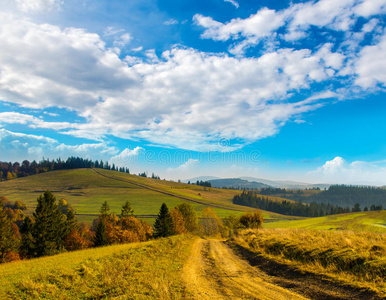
[182,239,308,299]
[182,238,385,300]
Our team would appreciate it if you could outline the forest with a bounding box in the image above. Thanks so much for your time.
[308,185,386,208]
[233,190,383,217]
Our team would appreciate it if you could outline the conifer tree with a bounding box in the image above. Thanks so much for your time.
[153,203,174,238]
[20,216,34,258]
[32,190,65,257]
[93,219,108,247]
[100,201,110,219]
[121,200,134,218]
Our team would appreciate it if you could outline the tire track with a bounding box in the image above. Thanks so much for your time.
[182,239,308,300]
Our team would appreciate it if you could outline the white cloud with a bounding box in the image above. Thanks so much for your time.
[195,0,386,53]
[0,13,138,110]
[355,32,386,88]
[0,7,385,153]
[15,0,62,12]
[0,112,73,130]
[0,129,117,162]
[164,19,178,25]
[114,33,132,48]
[109,147,145,166]
[103,27,125,36]
[194,8,284,48]
[308,156,386,185]
[224,0,239,9]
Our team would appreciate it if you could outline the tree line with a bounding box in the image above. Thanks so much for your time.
[308,185,386,208]
[232,190,383,218]
[0,191,263,264]
[0,157,130,181]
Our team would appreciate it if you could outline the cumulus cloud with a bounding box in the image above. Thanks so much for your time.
[0,3,385,153]
[308,156,386,185]
[109,147,145,166]
[355,32,386,88]
[166,159,200,178]
[0,13,138,109]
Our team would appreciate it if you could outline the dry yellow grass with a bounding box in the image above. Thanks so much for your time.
[233,228,386,296]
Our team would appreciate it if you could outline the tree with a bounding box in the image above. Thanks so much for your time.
[32,190,66,257]
[239,210,264,229]
[0,198,19,263]
[93,219,108,247]
[176,203,198,232]
[199,207,223,237]
[153,203,174,238]
[224,214,243,236]
[121,200,134,218]
[100,201,110,219]
[170,208,187,235]
[19,216,34,259]
[352,203,361,212]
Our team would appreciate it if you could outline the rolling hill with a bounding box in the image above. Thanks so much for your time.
[0,168,293,223]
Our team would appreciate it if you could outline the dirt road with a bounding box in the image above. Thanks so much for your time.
[182,239,307,300]
[183,239,383,300]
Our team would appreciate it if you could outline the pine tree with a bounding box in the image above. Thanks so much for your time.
[20,216,34,258]
[153,203,174,238]
[121,200,134,218]
[32,190,65,257]
[100,201,110,219]
[93,219,108,247]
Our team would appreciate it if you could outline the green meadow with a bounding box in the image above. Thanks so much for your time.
[0,168,295,223]
[265,210,386,233]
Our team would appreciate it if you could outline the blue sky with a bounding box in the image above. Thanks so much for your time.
[1,0,386,185]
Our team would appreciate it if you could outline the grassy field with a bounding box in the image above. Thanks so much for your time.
[232,228,386,297]
[1,235,196,299]
[265,210,386,233]
[0,168,294,223]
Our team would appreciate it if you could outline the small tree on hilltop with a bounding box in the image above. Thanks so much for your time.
[154,203,174,238]
[239,210,264,229]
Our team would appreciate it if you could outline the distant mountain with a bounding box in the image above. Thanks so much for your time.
[240,177,331,190]
[208,178,271,189]
[182,176,220,183]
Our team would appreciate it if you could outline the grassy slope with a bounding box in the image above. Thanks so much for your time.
[232,229,386,296]
[265,210,386,233]
[1,235,196,299]
[0,168,293,222]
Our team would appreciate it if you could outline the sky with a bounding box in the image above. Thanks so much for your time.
[0,0,386,185]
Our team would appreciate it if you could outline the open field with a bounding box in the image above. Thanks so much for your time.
[0,168,294,223]
[265,210,386,233]
[232,228,386,298]
[1,235,195,299]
